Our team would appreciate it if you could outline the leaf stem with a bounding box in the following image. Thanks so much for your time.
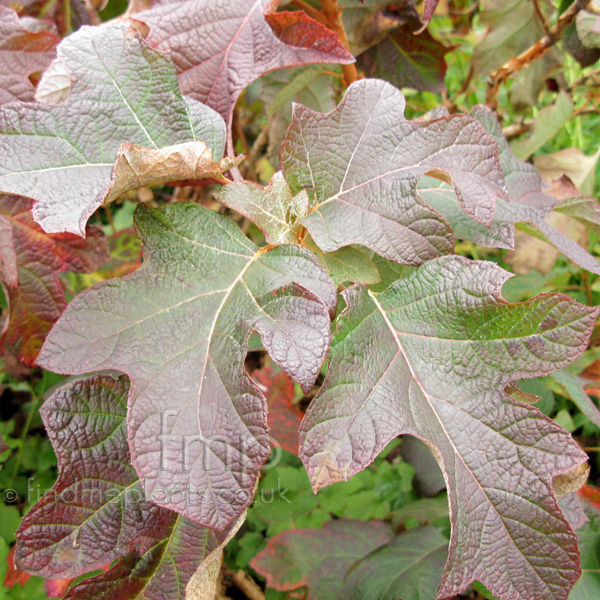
[319,0,359,85]
[485,0,591,109]
[228,568,266,600]
[62,0,72,37]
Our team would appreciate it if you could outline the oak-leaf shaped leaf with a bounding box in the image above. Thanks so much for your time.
[281,78,507,265]
[38,202,336,531]
[15,374,222,600]
[0,22,226,236]
[420,105,600,274]
[134,0,354,128]
[300,255,598,600]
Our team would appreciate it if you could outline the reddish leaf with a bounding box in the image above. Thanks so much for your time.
[38,203,336,532]
[0,214,16,288]
[300,256,598,600]
[135,0,354,128]
[422,0,440,24]
[281,79,507,264]
[4,545,30,587]
[0,195,108,366]
[253,360,303,454]
[16,375,222,600]
[45,578,71,598]
[251,519,393,599]
[0,6,59,105]
[579,483,600,511]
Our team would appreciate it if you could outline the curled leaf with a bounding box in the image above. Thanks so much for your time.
[0,22,225,235]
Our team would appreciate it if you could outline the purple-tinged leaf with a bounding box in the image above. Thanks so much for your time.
[0,7,59,105]
[300,255,598,600]
[0,22,226,235]
[559,494,588,531]
[281,79,507,264]
[135,0,354,128]
[0,194,108,366]
[422,0,440,24]
[342,526,449,600]
[15,375,221,600]
[250,519,393,600]
[38,202,335,532]
[421,106,600,274]
[0,213,16,287]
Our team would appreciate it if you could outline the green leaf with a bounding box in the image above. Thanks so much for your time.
[303,237,381,286]
[342,526,449,600]
[550,370,600,429]
[251,519,393,600]
[510,92,575,161]
[266,67,332,117]
[576,1,600,49]
[217,172,308,245]
[569,507,600,599]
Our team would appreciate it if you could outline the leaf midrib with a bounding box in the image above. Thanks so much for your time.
[367,290,567,597]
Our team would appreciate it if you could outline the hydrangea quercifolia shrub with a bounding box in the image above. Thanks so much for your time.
[0,1,599,599]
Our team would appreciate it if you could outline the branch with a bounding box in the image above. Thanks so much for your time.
[485,0,591,109]
[229,569,266,600]
[319,0,360,85]
[291,0,326,23]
